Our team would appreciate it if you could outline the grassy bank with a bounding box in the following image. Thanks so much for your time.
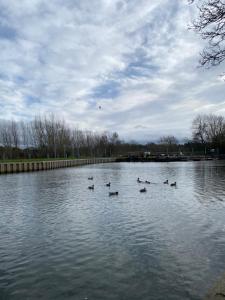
[0,157,82,163]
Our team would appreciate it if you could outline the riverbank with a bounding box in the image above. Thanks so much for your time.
[116,155,224,163]
[204,273,225,299]
[0,157,115,174]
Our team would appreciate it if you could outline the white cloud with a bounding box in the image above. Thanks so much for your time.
[0,0,224,141]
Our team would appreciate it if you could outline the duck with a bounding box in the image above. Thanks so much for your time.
[137,177,145,183]
[140,187,147,193]
[109,191,118,196]
[163,180,169,184]
[88,176,93,180]
[106,182,111,187]
[170,182,176,187]
[145,180,151,184]
[88,184,94,190]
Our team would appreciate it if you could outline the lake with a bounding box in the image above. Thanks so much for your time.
[1,161,225,300]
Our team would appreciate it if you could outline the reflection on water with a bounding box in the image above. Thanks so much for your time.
[194,162,225,203]
[0,161,225,300]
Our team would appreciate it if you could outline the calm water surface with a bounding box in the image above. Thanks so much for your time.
[1,161,225,300]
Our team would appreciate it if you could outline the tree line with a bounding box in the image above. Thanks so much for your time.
[0,113,225,160]
[154,114,225,156]
[0,115,122,159]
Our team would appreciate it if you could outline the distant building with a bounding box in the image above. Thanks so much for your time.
[144,151,151,158]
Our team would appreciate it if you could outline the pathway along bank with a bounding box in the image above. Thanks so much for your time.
[0,158,116,175]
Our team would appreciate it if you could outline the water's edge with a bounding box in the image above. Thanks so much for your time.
[204,273,225,300]
[0,157,116,174]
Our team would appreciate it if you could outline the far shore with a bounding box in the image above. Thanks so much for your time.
[0,154,225,164]
[116,155,225,163]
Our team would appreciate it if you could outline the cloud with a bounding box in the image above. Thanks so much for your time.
[0,0,224,141]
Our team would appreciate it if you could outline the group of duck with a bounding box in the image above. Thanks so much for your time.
[137,177,177,193]
[87,176,177,196]
[87,177,118,196]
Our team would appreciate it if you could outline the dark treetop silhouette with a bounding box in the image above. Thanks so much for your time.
[190,0,225,67]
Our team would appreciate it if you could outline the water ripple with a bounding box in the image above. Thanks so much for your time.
[1,162,225,299]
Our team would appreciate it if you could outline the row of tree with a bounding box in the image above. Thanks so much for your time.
[0,113,225,160]
[0,115,121,159]
[152,114,225,155]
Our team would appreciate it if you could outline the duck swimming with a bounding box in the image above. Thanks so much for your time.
[109,191,118,196]
[106,182,111,187]
[145,180,150,184]
[163,180,169,184]
[137,178,145,183]
[140,187,147,193]
[170,182,176,187]
[88,177,93,180]
[88,184,94,190]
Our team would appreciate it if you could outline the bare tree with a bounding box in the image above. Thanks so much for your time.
[108,132,121,156]
[190,0,225,67]
[0,121,12,149]
[84,130,96,157]
[206,114,224,143]
[192,114,208,143]
[31,116,47,155]
[99,132,109,157]
[11,120,20,149]
[158,135,178,155]
[71,128,84,158]
[20,121,33,158]
[0,120,13,158]
[159,135,178,145]
[192,114,225,150]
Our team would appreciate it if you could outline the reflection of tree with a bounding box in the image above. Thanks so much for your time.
[193,161,225,203]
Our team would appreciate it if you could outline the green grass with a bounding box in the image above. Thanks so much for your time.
[0,157,82,163]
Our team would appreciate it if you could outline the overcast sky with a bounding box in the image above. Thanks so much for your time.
[0,0,225,142]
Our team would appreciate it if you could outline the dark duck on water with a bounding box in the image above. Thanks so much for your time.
[109,191,118,196]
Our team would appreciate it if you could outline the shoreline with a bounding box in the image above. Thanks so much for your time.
[116,156,224,163]
[0,158,115,175]
[204,273,225,299]
[0,156,224,175]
